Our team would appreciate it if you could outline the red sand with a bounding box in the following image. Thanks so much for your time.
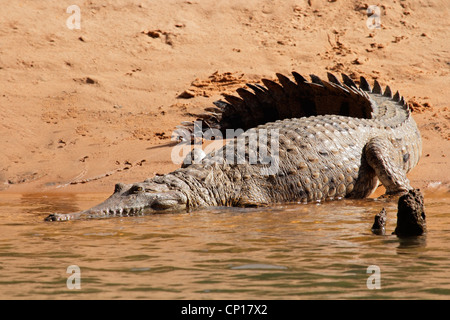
[1,1,449,195]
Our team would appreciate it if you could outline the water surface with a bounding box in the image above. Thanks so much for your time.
[0,192,449,299]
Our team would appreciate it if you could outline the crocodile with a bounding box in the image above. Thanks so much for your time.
[45,71,422,221]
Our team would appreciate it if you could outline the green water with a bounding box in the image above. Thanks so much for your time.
[0,192,449,299]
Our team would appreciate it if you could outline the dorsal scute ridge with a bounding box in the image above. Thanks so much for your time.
[343,83,363,96]
[372,80,382,94]
[174,71,410,140]
[292,71,308,84]
[393,91,400,102]
[326,72,342,86]
[384,85,392,98]
[359,76,371,91]
[309,74,324,85]
[341,73,358,88]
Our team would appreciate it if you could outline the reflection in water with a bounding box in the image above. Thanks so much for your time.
[397,235,427,249]
[0,192,449,299]
[20,193,81,215]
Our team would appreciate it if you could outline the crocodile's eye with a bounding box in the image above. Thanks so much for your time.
[130,185,144,193]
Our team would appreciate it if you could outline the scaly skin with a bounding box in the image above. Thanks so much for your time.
[45,72,422,221]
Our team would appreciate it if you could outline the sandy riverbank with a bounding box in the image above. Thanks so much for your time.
[1,0,449,195]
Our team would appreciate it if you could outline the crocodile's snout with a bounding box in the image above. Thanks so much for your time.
[45,212,75,222]
[45,213,60,222]
[44,182,188,221]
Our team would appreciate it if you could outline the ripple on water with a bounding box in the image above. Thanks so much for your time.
[0,193,449,299]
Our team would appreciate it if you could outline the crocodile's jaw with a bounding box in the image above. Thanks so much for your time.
[45,182,188,221]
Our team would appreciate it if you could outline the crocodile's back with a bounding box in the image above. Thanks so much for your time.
[177,72,422,205]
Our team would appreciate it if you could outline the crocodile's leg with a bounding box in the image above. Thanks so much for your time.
[349,137,412,198]
[347,150,380,199]
[364,136,412,195]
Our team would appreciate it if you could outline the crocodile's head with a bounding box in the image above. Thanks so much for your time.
[45,182,188,221]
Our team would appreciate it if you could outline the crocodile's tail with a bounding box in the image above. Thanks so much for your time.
[174,72,410,139]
